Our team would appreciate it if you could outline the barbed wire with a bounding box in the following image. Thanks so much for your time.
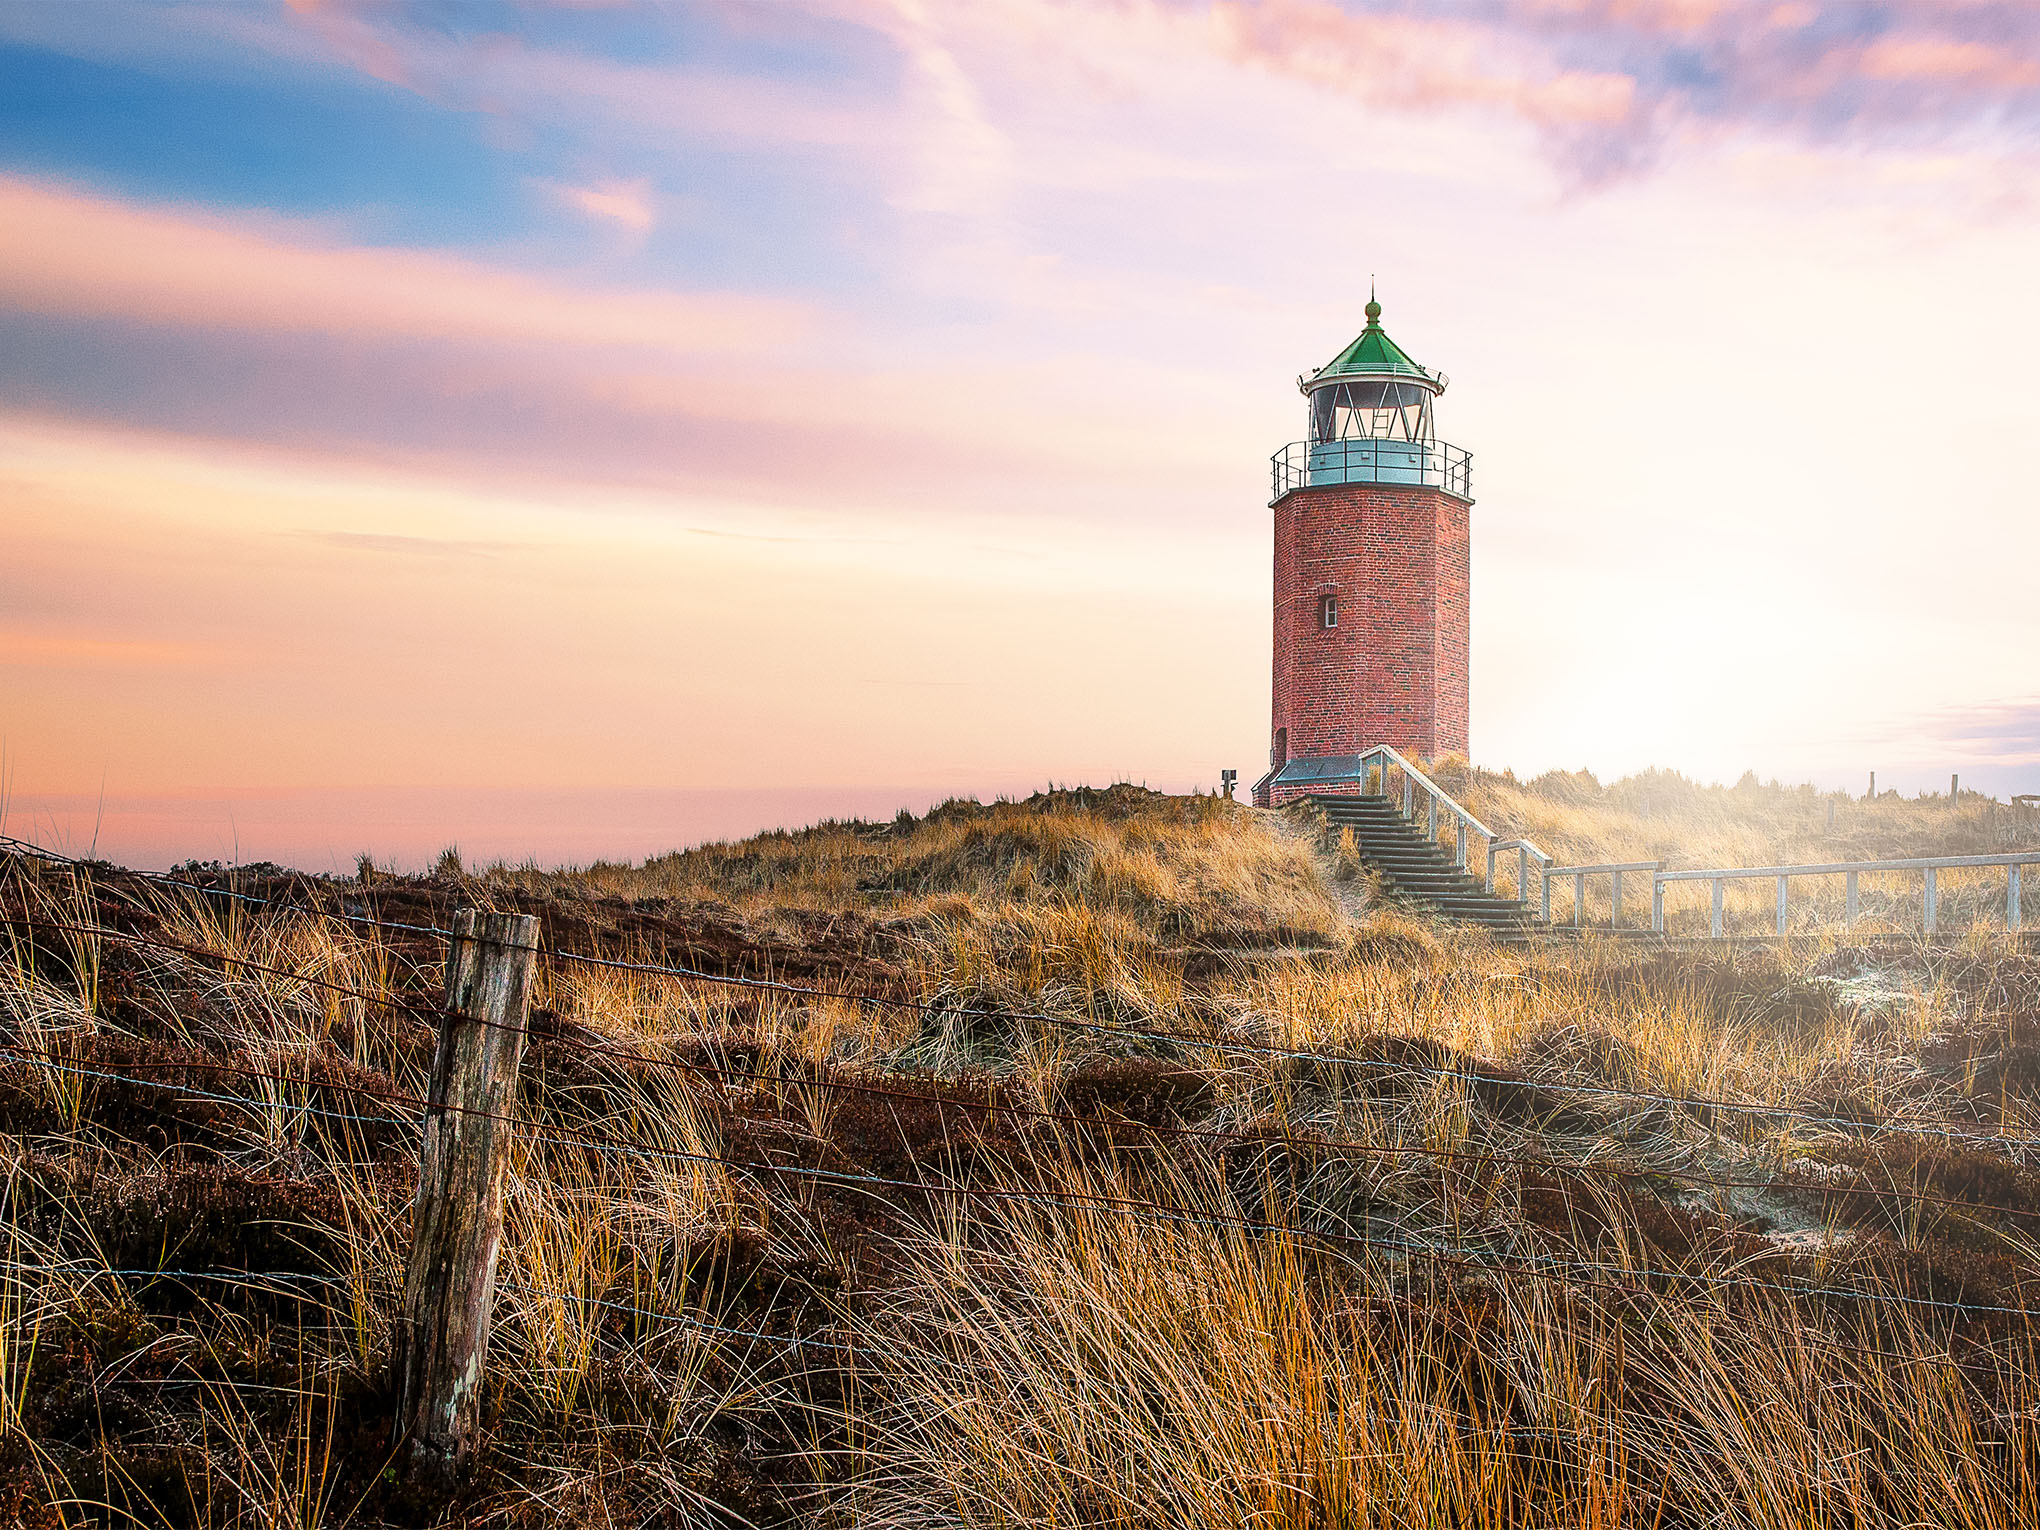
[0,835,453,938]
[0,1258,865,1360]
[7,1040,2037,1336]
[11,856,2040,1154]
[7,909,2040,1222]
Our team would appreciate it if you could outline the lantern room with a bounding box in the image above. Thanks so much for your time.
[1273,296,1470,500]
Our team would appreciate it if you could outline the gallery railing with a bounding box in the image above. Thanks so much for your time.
[1270,438,1473,501]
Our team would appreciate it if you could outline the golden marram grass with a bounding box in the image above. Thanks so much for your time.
[3,771,2039,1527]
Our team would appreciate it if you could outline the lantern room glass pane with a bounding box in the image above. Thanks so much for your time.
[1309,380,1433,443]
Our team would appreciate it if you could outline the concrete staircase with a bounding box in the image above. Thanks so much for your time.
[1309,793,1536,934]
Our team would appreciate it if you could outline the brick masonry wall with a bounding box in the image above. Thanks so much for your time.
[1266,480,1471,778]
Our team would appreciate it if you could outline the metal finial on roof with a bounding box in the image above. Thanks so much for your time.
[1364,295,1381,325]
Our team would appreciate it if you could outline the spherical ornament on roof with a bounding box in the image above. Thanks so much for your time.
[1364,297,1381,323]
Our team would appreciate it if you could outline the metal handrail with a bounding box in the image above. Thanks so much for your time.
[1270,438,1473,502]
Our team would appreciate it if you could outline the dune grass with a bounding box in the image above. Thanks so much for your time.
[2,779,2039,1526]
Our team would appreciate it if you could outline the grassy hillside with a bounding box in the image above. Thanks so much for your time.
[3,781,2039,1528]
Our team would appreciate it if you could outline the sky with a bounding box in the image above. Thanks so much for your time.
[2,0,2038,871]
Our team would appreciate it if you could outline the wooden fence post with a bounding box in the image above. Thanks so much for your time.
[393,908,540,1490]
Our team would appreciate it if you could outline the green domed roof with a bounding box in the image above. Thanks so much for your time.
[1308,298,1443,390]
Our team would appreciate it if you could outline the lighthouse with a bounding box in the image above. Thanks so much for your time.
[1253,298,1473,807]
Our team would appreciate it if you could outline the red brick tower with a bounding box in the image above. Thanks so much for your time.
[1253,298,1472,807]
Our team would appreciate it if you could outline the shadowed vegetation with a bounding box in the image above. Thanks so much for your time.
[2,781,2040,1526]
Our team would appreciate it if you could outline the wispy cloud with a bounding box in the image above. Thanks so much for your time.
[1912,696,2040,764]
[0,174,809,353]
[547,176,658,232]
[0,631,228,672]
[300,530,524,558]
[1211,0,2040,180]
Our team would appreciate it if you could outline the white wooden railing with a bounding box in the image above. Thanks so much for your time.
[1654,854,2037,937]
[1328,752,2039,938]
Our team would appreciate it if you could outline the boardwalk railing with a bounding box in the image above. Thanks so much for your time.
[1546,861,1661,929]
[1332,754,2040,939]
[1654,853,2038,937]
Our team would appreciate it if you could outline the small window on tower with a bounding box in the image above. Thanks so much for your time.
[1319,594,1338,630]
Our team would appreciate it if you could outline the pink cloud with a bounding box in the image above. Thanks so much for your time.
[0,174,808,355]
[550,176,658,231]
[0,631,228,673]
[1860,36,2040,90]
[1213,0,1638,128]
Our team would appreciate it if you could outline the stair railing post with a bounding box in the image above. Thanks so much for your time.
[1651,875,1664,933]
[1426,795,1438,844]
[1519,847,1530,906]
[1541,869,1552,925]
[1455,820,1467,869]
[394,908,541,1492]
[1485,841,1498,896]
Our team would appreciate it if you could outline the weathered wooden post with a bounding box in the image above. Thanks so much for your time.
[1868,771,1876,800]
[1775,875,1788,936]
[1710,878,1724,939]
[2010,864,2022,933]
[1923,866,1939,936]
[393,908,540,1490]
[1845,871,1859,930]
[1951,773,1960,807]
